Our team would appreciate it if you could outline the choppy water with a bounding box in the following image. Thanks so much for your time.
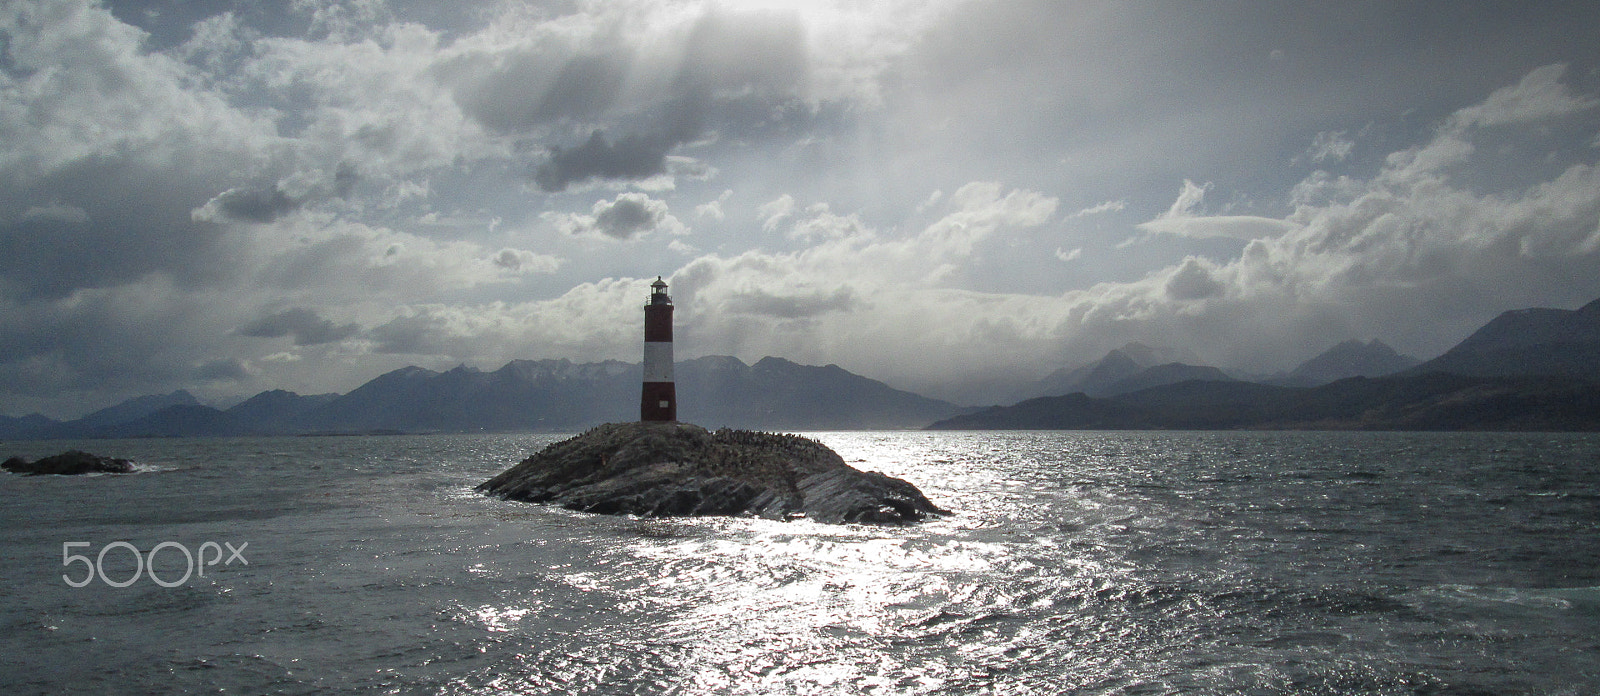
[1,431,1598,695]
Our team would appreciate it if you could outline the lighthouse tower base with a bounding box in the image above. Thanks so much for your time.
[641,381,676,422]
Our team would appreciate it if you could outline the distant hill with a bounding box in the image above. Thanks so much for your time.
[10,390,200,439]
[0,413,58,439]
[1404,297,1600,381]
[927,373,1600,431]
[5,356,969,439]
[72,391,199,432]
[1281,339,1419,386]
[1107,363,1235,395]
[1031,345,1143,397]
[1028,343,1221,399]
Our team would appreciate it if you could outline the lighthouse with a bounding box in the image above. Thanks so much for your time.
[640,277,676,422]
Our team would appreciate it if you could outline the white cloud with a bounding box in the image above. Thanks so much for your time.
[491,248,564,274]
[1449,63,1599,129]
[1162,256,1225,301]
[1055,247,1083,262]
[0,0,278,178]
[250,215,554,302]
[1136,179,1300,241]
[365,277,652,361]
[695,190,733,220]
[786,203,866,242]
[1303,130,1354,163]
[1069,199,1126,217]
[758,194,797,232]
[651,182,1059,393]
[1162,179,1209,218]
[1137,214,1301,241]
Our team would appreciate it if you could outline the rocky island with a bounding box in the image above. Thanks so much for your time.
[477,421,947,524]
[2,450,135,475]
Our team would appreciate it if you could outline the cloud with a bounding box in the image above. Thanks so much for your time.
[197,185,300,224]
[1163,179,1209,217]
[502,0,940,193]
[649,66,1600,399]
[19,203,90,224]
[1051,64,1600,374]
[0,276,253,414]
[0,1,274,301]
[1449,64,1599,129]
[759,194,797,231]
[1069,199,1126,217]
[491,248,563,274]
[4,4,1600,417]
[651,182,1059,393]
[723,286,859,319]
[1162,257,1224,301]
[544,193,686,240]
[192,165,357,224]
[195,358,252,382]
[507,4,822,192]
[695,190,733,220]
[1137,214,1301,242]
[367,311,451,356]
[1303,130,1354,163]
[238,307,360,345]
[365,277,652,360]
[449,44,633,135]
[533,130,682,193]
[1135,180,1300,241]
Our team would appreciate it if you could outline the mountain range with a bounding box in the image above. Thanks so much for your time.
[0,356,970,439]
[930,297,1600,431]
[5,297,1598,437]
[1401,298,1600,381]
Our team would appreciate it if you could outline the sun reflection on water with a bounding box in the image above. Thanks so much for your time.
[504,432,1133,694]
[453,432,1286,694]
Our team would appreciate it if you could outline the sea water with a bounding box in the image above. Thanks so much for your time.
[1,431,1597,695]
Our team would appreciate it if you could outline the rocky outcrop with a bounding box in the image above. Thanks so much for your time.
[476,421,948,524]
[3,450,135,475]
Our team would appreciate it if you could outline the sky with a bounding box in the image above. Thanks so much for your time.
[4,0,1600,417]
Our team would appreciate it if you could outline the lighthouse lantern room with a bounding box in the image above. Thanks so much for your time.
[640,277,677,422]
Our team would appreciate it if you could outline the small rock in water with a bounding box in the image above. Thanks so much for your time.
[476,421,948,524]
[2,450,136,475]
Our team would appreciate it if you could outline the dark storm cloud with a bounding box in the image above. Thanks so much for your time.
[367,312,444,355]
[533,129,677,192]
[195,164,357,224]
[237,307,360,345]
[527,6,807,192]
[194,357,250,382]
[532,84,710,191]
[452,50,632,134]
[207,185,299,223]
[0,154,240,301]
[0,280,234,411]
[545,192,683,239]
[591,195,658,239]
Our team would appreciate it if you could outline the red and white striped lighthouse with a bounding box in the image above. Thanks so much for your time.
[640,277,676,422]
